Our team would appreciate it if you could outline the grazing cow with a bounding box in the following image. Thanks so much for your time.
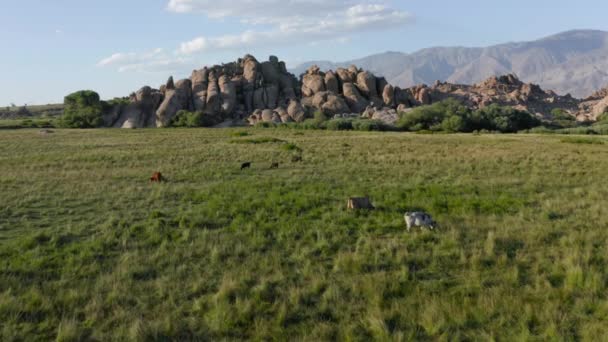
[270,162,279,169]
[347,197,375,210]
[241,162,252,170]
[404,212,436,231]
[292,155,303,163]
[150,172,164,183]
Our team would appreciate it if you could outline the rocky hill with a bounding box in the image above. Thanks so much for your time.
[292,30,608,99]
[102,54,608,129]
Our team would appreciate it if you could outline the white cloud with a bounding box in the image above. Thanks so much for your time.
[97,48,193,73]
[167,0,356,19]
[176,2,412,55]
[99,1,412,72]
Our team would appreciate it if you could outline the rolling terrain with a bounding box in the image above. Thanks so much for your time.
[1,128,607,340]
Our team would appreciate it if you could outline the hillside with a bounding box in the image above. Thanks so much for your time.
[66,51,608,130]
[292,30,608,98]
[0,103,63,119]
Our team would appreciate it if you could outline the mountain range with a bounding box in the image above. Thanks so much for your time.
[291,30,608,98]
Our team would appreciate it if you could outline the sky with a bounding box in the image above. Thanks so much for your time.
[1,0,608,106]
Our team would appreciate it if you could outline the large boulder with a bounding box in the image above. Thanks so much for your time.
[395,87,414,107]
[356,71,382,105]
[309,92,350,115]
[192,68,209,111]
[371,107,399,126]
[242,55,259,112]
[254,84,279,110]
[343,83,369,113]
[288,100,307,122]
[336,67,356,84]
[260,56,281,85]
[302,65,326,97]
[206,71,221,113]
[242,55,258,85]
[261,109,274,122]
[377,77,389,99]
[323,96,350,115]
[274,107,293,123]
[113,86,164,128]
[247,109,261,125]
[156,79,192,127]
[219,75,237,115]
[416,87,432,105]
[325,71,340,94]
[382,84,395,107]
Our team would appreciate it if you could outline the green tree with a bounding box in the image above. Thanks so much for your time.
[472,104,540,133]
[397,98,472,132]
[60,90,104,128]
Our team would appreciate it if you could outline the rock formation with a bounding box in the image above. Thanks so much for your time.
[102,54,607,128]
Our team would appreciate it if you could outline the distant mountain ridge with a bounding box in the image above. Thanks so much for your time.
[291,30,608,98]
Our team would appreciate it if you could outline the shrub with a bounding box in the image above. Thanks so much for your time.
[522,126,555,134]
[282,143,302,152]
[551,108,574,121]
[397,98,473,132]
[596,112,608,122]
[255,122,277,128]
[60,90,104,128]
[325,119,353,131]
[169,110,217,128]
[313,110,328,122]
[560,137,605,145]
[351,119,390,132]
[471,104,541,133]
[230,137,286,144]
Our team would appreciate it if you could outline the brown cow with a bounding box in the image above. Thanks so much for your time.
[150,172,164,183]
[347,197,375,210]
[270,162,279,169]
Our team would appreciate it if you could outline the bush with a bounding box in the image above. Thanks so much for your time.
[60,90,104,128]
[471,104,541,133]
[397,100,541,133]
[313,110,328,122]
[561,137,605,145]
[282,143,302,152]
[351,119,390,132]
[397,98,473,132]
[551,108,574,121]
[230,137,286,144]
[255,122,277,128]
[325,119,353,131]
[596,112,608,122]
[169,110,217,128]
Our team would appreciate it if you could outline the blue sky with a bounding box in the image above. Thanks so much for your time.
[2,0,607,105]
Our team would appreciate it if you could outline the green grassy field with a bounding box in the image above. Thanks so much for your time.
[1,128,607,340]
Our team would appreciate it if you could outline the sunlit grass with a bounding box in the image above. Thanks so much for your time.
[0,128,607,340]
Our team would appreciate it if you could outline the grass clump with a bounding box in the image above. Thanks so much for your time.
[282,143,302,152]
[230,137,286,144]
[560,137,605,145]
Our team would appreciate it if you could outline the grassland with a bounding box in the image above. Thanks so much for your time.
[0,128,607,340]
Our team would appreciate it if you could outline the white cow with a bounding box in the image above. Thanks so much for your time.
[404,212,436,231]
